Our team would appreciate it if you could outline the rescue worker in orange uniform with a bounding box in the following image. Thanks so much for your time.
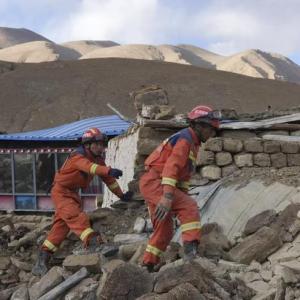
[32,128,132,276]
[140,105,220,271]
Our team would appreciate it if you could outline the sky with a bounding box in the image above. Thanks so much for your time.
[0,0,300,64]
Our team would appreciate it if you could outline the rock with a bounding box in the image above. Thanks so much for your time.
[229,226,282,264]
[155,105,176,120]
[29,266,64,300]
[0,256,11,269]
[280,142,299,153]
[64,278,98,300]
[10,285,29,300]
[119,242,146,261]
[260,270,273,282]
[200,165,221,180]
[284,287,295,300]
[196,149,215,166]
[274,265,299,284]
[141,104,159,119]
[252,289,276,300]
[234,153,253,167]
[222,164,239,177]
[137,139,161,155]
[242,271,262,283]
[290,130,300,136]
[223,138,243,153]
[63,253,102,273]
[204,138,223,152]
[287,153,300,166]
[253,153,271,167]
[244,138,264,152]
[274,277,285,300]
[280,260,300,273]
[270,153,287,168]
[198,223,231,260]
[215,152,233,166]
[129,243,147,265]
[264,141,281,153]
[166,282,205,300]
[113,233,148,244]
[132,85,169,112]
[97,260,153,300]
[246,280,271,293]
[217,259,248,273]
[133,217,146,233]
[18,270,32,282]
[0,286,19,300]
[10,256,32,272]
[243,210,277,236]
[189,173,210,186]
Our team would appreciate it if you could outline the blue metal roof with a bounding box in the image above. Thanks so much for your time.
[0,115,131,141]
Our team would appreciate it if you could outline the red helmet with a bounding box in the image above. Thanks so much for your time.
[188,105,220,129]
[81,128,108,144]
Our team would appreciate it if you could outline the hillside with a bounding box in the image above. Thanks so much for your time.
[1,58,300,133]
[0,27,50,48]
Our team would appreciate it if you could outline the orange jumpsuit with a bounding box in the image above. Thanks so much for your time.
[42,146,123,253]
[140,127,201,265]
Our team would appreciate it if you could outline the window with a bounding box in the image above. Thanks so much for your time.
[35,153,55,194]
[57,153,69,170]
[14,154,34,193]
[0,154,12,193]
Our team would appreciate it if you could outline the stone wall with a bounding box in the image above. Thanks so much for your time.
[199,137,300,181]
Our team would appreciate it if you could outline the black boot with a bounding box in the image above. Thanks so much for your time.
[32,250,51,276]
[142,263,155,273]
[183,240,199,262]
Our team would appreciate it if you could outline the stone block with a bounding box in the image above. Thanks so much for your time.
[287,154,300,166]
[201,165,221,180]
[244,139,264,152]
[137,138,160,155]
[270,153,287,168]
[215,152,233,166]
[281,141,299,153]
[133,217,146,233]
[204,138,223,152]
[63,254,101,273]
[263,141,281,153]
[253,153,271,167]
[196,148,215,166]
[223,138,243,153]
[222,164,239,177]
[220,130,257,139]
[234,153,253,167]
[0,256,11,270]
[290,130,300,136]
[29,266,64,300]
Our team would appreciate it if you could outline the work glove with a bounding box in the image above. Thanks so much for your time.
[108,168,123,179]
[120,191,133,202]
[154,194,174,221]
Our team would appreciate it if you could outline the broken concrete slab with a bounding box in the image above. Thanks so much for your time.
[63,253,102,273]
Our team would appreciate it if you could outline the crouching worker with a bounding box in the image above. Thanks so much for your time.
[139,105,220,272]
[32,128,132,276]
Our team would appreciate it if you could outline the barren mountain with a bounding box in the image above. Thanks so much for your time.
[62,40,119,56]
[1,58,300,133]
[0,41,80,63]
[0,27,50,48]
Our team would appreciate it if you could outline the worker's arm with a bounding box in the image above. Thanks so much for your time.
[71,154,111,176]
[161,138,191,195]
[101,175,123,198]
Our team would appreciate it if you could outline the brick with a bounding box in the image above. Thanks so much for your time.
[204,138,222,152]
[270,153,287,168]
[234,154,253,167]
[201,165,221,180]
[281,142,299,154]
[264,141,281,153]
[215,152,232,166]
[287,154,300,166]
[223,138,243,153]
[244,139,264,153]
[253,153,271,167]
[222,164,239,177]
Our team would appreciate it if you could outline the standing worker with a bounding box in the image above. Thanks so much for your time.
[140,105,220,271]
[32,128,131,276]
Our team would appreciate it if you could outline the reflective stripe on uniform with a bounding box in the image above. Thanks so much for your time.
[181,221,201,233]
[108,182,119,190]
[189,151,196,162]
[43,239,58,252]
[80,227,94,241]
[161,177,177,187]
[90,163,98,175]
[145,244,163,257]
[178,181,190,190]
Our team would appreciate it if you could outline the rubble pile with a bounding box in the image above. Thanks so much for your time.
[0,202,299,299]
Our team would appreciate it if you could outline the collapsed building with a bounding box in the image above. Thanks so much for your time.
[1,85,300,299]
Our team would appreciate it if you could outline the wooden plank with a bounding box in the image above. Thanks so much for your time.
[262,134,300,142]
[220,113,300,129]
